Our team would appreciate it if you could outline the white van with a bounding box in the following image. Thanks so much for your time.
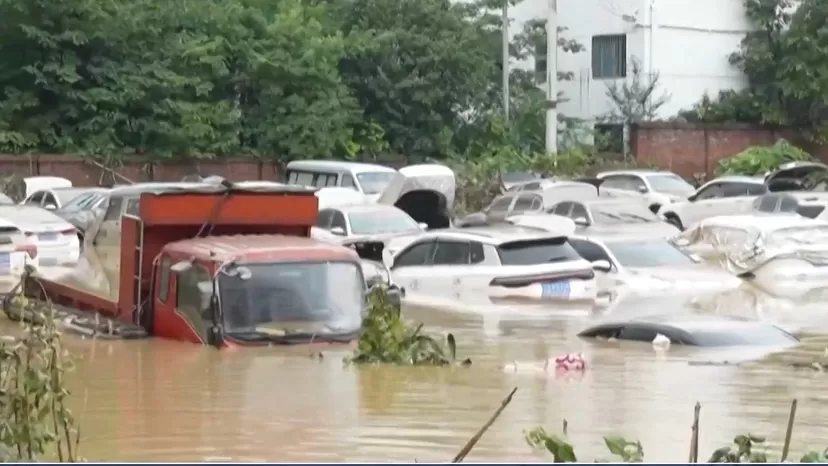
[284,161,397,200]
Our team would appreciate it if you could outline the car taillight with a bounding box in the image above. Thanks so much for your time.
[15,243,37,259]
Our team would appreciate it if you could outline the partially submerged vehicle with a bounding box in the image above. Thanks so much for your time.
[284,160,398,200]
[658,162,828,230]
[545,198,679,236]
[11,183,394,347]
[567,230,740,295]
[456,180,601,227]
[22,187,105,211]
[385,226,599,303]
[578,314,798,347]
[596,169,695,213]
[0,205,80,266]
[675,214,828,292]
[749,192,828,220]
[377,164,455,230]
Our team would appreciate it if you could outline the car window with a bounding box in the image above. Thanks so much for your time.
[496,238,583,265]
[604,240,694,267]
[470,241,485,264]
[42,193,57,208]
[568,239,613,264]
[313,173,337,188]
[599,176,628,190]
[341,174,356,189]
[331,211,347,230]
[511,193,537,213]
[487,196,513,212]
[779,195,799,212]
[104,197,124,221]
[348,209,420,235]
[529,197,542,210]
[522,182,542,191]
[645,173,694,195]
[432,241,471,265]
[721,182,759,197]
[289,171,315,186]
[695,183,725,200]
[757,195,778,212]
[125,198,139,216]
[746,183,768,196]
[570,203,589,220]
[548,201,573,215]
[158,256,172,303]
[26,191,45,205]
[393,242,434,268]
[619,325,662,343]
[317,209,335,228]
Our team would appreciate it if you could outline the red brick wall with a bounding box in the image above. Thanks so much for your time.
[630,122,826,180]
[0,155,284,186]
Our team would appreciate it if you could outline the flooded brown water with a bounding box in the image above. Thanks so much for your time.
[6,283,828,462]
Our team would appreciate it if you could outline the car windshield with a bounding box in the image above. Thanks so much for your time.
[497,238,583,265]
[605,240,694,267]
[218,261,364,342]
[58,192,104,213]
[690,325,797,346]
[349,209,420,235]
[645,174,695,195]
[54,188,96,206]
[356,172,396,195]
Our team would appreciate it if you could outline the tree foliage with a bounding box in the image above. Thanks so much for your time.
[680,0,828,142]
[0,0,596,163]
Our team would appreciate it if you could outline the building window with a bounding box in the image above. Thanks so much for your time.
[594,123,624,153]
[534,32,547,83]
[592,34,626,79]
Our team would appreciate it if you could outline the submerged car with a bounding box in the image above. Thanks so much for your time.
[0,205,80,266]
[676,214,828,292]
[545,198,679,236]
[386,226,599,302]
[658,162,828,230]
[22,187,105,211]
[596,169,695,213]
[578,314,798,347]
[312,203,426,240]
[457,181,601,226]
[568,231,741,295]
[749,192,828,220]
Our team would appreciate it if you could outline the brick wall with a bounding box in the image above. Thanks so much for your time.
[0,155,285,186]
[630,122,826,180]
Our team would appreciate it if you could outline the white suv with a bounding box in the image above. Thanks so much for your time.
[596,170,696,214]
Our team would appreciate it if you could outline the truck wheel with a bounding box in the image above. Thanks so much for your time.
[665,214,683,230]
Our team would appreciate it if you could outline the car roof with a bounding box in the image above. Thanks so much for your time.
[572,225,679,242]
[706,175,765,184]
[580,314,792,337]
[419,225,562,245]
[285,160,397,174]
[597,169,670,177]
[333,203,406,215]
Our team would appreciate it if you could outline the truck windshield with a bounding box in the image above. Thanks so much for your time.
[218,261,364,343]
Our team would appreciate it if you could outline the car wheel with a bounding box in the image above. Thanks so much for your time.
[665,214,683,230]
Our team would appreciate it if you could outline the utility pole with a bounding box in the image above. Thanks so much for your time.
[502,0,510,120]
[545,0,558,157]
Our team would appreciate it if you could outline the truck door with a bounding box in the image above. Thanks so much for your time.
[171,264,212,344]
[91,196,124,273]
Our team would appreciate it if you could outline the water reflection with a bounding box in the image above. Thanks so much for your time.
[4,279,828,462]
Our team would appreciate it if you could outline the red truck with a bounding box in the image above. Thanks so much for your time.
[11,183,396,348]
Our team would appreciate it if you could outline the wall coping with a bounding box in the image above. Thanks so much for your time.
[632,121,789,131]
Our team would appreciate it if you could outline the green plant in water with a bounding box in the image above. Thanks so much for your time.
[0,269,80,462]
[801,448,828,463]
[604,436,644,462]
[346,286,470,366]
[708,434,768,462]
[525,427,577,462]
[716,139,813,176]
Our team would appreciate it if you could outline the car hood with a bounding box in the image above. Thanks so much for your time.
[624,264,742,290]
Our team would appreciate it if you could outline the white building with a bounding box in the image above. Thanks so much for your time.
[507,0,750,148]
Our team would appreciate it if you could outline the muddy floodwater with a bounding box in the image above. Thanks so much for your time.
[6,284,828,462]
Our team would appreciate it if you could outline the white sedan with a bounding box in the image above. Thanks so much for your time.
[567,231,741,296]
[386,226,599,308]
[0,219,39,291]
[0,206,80,267]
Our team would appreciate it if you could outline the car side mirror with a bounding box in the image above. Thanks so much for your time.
[591,259,612,272]
[330,226,346,236]
[573,216,589,226]
[418,222,428,231]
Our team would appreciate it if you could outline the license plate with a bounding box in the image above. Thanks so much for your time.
[541,280,572,298]
[0,253,9,273]
[38,233,58,241]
